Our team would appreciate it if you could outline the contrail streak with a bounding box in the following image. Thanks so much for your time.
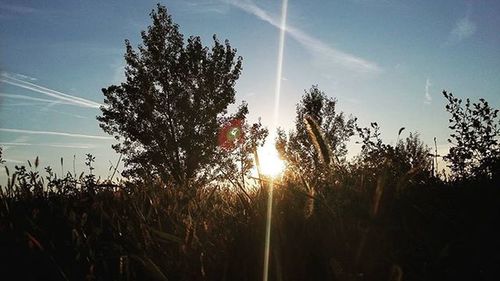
[0,93,73,104]
[1,73,102,108]
[224,0,380,72]
[0,128,113,140]
[3,158,24,164]
[2,73,101,106]
[2,102,56,107]
[0,142,96,149]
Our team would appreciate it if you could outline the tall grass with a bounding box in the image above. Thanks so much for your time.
[1,152,499,281]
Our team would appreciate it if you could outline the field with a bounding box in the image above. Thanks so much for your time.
[1,153,499,281]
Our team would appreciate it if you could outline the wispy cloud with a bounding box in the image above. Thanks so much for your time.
[0,128,113,140]
[185,1,230,14]
[0,142,96,149]
[0,3,37,14]
[448,16,476,44]
[0,72,102,108]
[424,78,432,104]
[42,108,90,120]
[0,93,73,105]
[1,102,56,107]
[222,0,381,73]
[12,73,37,81]
[3,158,24,164]
[0,2,40,20]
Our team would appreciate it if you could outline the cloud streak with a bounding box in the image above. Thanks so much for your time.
[222,0,381,73]
[424,78,432,104]
[448,16,476,44]
[42,108,90,120]
[0,128,113,140]
[11,73,38,81]
[0,142,96,149]
[0,3,37,14]
[0,72,102,108]
[2,102,58,107]
[2,158,24,164]
[0,93,74,105]
[185,1,230,14]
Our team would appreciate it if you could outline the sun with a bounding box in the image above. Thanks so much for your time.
[257,143,285,178]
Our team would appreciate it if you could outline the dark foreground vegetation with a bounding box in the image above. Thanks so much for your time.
[0,145,499,281]
[1,4,499,281]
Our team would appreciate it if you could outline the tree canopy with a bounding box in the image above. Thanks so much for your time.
[277,86,357,182]
[98,4,245,186]
[443,91,500,180]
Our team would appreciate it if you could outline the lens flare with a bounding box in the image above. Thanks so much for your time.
[218,119,244,149]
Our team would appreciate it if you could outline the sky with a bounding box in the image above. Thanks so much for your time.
[1,0,499,181]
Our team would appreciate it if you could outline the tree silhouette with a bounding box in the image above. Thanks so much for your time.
[277,86,357,181]
[98,4,244,186]
[443,91,500,180]
[355,123,432,181]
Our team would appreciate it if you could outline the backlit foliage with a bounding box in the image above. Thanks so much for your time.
[98,4,246,186]
[443,91,500,180]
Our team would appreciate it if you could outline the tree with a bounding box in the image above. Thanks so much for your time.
[355,124,431,178]
[214,111,268,195]
[98,4,245,186]
[277,86,357,181]
[396,132,432,174]
[443,91,500,180]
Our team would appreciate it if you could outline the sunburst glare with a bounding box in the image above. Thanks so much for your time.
[257,142,285,178]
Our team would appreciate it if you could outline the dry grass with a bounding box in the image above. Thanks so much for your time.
[1,155,499,280]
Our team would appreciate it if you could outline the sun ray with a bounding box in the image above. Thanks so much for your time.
[263,1,288,281]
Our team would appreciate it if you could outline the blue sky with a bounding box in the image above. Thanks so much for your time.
[1,0,499,179]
